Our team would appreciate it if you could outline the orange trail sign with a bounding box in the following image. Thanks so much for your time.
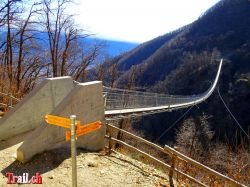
[66,121,102,141]
[45,115,80,129]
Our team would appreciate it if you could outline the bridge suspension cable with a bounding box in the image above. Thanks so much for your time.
[154,105,195,143]
[217,87,250,140]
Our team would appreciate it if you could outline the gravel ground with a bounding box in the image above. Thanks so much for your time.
[0,140,171,187]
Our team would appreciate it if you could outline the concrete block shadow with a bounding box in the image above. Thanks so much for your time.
[1,147,89,181]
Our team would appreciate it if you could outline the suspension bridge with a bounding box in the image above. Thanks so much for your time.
[104,59,222,116]
[0,60,222,163]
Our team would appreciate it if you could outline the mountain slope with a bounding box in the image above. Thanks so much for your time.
[104,0,250,143]
[115,29,183,71]
[114,0,250,88]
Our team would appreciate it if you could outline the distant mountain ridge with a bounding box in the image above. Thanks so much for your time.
[0,31,138,57]
[84,37,138,57]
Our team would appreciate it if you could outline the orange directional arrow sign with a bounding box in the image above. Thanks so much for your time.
[66,121,102,141]
[45,114,80,129]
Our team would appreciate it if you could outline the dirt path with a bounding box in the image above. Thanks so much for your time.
[0,144,170,187]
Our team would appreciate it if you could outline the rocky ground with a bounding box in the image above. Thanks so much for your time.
[0,141,171,187]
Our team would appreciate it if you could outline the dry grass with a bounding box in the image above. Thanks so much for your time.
[107,120,250,187]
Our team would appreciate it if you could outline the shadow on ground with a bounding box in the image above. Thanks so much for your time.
[1,147,89,179]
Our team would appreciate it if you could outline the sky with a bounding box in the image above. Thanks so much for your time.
[72,0,220,43]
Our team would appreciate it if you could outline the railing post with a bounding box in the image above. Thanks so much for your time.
[122,90,126,108]
[169,155,176,177]
[169,153,177,187]
[155,93,158,106]
[174,146,180,182]
[107,125,113,155]
[209,176,216,187]
[103,93,107,109]
[169,146,179,187]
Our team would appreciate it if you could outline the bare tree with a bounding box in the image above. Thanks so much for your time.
[0,0,45,96]
[15,2,42,91]
[41,0,78,77]
[176,114,214,161]
[95,63,106,81]
[126,65,141,90]
[0,0,105,102]
[0,0,23,91]
[108,62,119,88]
[5,0,15,87]
[70,42,103,81]
[41,0,105,81]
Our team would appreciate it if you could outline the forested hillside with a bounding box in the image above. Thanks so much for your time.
[95,0,250,145]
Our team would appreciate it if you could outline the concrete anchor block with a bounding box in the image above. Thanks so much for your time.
[17,81,105,163]
[0,77,73,141]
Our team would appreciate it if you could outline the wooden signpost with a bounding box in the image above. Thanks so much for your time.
[65,121,102,141]
[44,114,81,129]
[44,114,102,187]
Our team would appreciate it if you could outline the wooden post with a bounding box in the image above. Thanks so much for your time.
[210,176,216,187]
[107,126,113,155]
[169,154,177,187]
[115,118,129,149]
[174,146,180,182]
